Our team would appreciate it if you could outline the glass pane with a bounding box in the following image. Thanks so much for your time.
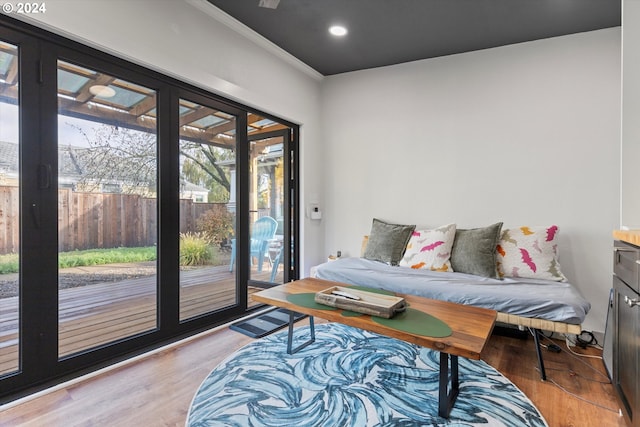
[248,129,285,287]
[0,41,19,376]
[57,60,158,357]
[179,99,237,321]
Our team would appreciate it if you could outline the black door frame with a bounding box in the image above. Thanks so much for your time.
[246,128,296,289]
[0,14,299,404]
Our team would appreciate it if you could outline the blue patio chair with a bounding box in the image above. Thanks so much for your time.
[270,238,295,283]
[270,247,282,283]
[229,216,278,273]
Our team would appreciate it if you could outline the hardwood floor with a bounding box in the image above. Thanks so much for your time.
[0,318,625,427]
[483,331,624,427]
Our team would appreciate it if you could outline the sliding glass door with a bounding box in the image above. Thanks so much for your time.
[0,40,20,377]
[246,125,294,289]
[178,98,239,321]
[0,15,298,404]
[56,60,159,357]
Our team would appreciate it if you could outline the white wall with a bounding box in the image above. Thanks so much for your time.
[19,0,326,273]
[320,29,621,333]
[622,0,640,227]
[20,2,622,332]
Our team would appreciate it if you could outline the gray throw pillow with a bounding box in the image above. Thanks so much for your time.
[450,222,503,278]
[363,218,415,266]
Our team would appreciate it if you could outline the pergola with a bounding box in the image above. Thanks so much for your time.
[0,43,287,151]
[1,45,290,216]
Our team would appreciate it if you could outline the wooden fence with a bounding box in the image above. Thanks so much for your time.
[0,186,19,255]
[0,186,228,254]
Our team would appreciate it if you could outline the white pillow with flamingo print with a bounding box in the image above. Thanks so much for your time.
[399,224,456,272]
[496,225,567,282]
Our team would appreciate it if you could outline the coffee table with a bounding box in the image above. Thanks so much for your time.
[251,278,497,418]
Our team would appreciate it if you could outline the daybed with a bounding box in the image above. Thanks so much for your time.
[311,219,591,379]
[313,257,589,334]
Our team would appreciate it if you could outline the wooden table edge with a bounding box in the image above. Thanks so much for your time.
[251,278,497,361]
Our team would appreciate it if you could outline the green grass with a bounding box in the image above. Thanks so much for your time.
[0,254,18,274]
[0,246,158,274]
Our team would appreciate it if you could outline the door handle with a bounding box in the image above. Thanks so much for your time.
[31,203,40,229]
[38,164,51,189]
[624,295,640,308]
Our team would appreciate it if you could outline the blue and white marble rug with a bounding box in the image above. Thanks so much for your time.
[187,323,548,426]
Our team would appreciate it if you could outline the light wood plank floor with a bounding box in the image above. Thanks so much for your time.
[0,317,625,427]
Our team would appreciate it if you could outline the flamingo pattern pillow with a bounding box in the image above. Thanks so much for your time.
[496,225,567,282]
[399,223,456,271]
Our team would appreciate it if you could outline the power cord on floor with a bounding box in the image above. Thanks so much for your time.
[545,376,620,414]
[564,334,603,359]
[536,333,608,379]
[574,330,603,350]
[542,365,610,385]
[530,332,620,414]
[532,362,619,414]
[576,330,596,347]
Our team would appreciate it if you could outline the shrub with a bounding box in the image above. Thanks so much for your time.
[180,232,214,266]
[196,209,234,247]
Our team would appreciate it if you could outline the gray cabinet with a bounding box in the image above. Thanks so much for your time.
[613,240,640,426]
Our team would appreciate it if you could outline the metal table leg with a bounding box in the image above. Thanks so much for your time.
[438,352,459,418]
[530,328,547,380]
[286,313,315,354]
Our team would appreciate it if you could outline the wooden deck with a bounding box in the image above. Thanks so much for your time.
[0,265,276,376]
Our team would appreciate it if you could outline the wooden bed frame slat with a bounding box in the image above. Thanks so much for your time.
[496,312,581,335]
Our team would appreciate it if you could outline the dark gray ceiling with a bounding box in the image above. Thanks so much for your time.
[206,0,621,76]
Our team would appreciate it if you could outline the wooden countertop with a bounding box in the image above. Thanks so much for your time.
[613,229,640,246]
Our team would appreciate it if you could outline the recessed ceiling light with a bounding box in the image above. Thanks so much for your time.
[329,25,348,37]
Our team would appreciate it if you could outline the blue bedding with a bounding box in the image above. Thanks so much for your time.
[314,257,590,325]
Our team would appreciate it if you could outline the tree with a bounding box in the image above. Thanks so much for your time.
[72,125,157,196]
[180,142,234,202]
[70,124,234,199]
